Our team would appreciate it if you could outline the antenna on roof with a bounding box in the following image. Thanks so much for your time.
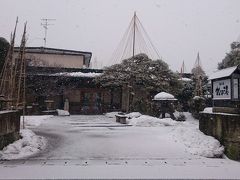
[41,18,56,47]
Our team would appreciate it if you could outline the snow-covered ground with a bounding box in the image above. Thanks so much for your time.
[20,115,53,128]
[0,113,240,179]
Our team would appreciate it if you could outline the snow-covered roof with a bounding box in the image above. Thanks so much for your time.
[178,77,192,82]
[0,110,17,115]
[15,47,92,56]
[52,72,102,78]
[209,66,238,80]
[153,92,177,101]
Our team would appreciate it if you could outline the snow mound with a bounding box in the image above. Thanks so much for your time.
[171,127,224,158]
[57,109,70,116]
[153,92,177,100]
[129,115,178,127]
[105,112,121,118]
[0,129,47,160]
[21,115,53,127]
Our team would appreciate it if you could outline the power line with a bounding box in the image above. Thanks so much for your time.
[110,12,161,64]
[41,18,56,47]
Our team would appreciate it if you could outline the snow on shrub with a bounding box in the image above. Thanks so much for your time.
[126,112,142,119]
[57,109,70,116]
[0,129,47,160]
[176,113,186,121]
[105,112,121,118]
[171,127,224,158]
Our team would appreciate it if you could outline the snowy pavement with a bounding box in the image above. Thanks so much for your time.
[24,115,193,160]
[0,114,240,179]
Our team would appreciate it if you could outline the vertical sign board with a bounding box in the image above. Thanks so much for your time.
[213,79,231,99]
[233,79,239,99]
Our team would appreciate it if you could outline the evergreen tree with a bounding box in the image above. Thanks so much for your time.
[176,80,194,111]
[0,37,10,72]
[218,41,240,70]
[96,54,181,93]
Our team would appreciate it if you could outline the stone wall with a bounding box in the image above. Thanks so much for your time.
[200,112,240,160]
[0,111,20,150]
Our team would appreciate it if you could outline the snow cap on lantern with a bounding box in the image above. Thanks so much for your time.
[153,92,177,101]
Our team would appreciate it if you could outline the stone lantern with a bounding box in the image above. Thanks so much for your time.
[153,92,177,119]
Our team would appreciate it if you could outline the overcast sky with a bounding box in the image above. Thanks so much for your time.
[1,0,240,74]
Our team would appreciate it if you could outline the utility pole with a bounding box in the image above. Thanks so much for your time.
[41,18,56,47]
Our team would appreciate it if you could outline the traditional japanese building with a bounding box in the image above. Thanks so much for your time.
[14,47,122,114]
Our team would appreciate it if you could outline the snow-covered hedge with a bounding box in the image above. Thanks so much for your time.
[129,115,178,127]
[171,127,224,158]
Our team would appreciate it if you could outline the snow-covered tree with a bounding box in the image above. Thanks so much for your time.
[95,54,182,113]
[176,80,194,111]
[218,41,240,70]
[97,54,181,93]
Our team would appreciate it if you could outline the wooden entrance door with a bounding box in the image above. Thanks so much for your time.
[80,91,102,114]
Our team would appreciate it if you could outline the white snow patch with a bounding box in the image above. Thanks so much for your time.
[203,107,213,113]
[0,129,47,160]
[105,112,121,118]
[56,109,70,116]
[153,92,177,100]
[193,96,205,100]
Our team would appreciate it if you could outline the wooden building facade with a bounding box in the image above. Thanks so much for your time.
[25,66,122,114]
